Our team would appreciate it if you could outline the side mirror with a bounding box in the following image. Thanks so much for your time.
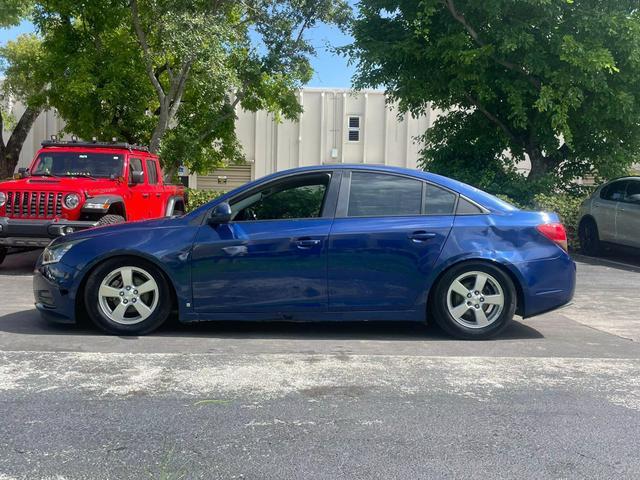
[208,202,232,225]
[14,167,29,179]
[130,170,144,185]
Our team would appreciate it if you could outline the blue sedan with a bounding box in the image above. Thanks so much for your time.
[33,165,575,339]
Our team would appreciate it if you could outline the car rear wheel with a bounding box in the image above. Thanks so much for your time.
[431,262,516,340]
[579,218,601,256]
[84,257,172,335]
[0,247,6,266]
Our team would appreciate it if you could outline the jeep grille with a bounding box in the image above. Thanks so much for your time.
[5,191,64,219]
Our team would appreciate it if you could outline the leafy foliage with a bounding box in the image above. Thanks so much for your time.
[33,0,351,178]
[0,0,33,27]
[533,193,588,251]
[0,33,49,178]
[185,188,225,212]
[345,0,640,196]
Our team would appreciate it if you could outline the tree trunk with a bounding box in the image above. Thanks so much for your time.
[0,105,43,179]
[526,144,550,182]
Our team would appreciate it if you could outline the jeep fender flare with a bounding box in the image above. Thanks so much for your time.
[82,195,126,217]
[165,195,186,216]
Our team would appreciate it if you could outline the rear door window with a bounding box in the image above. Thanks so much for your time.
[424,183,457,215]
[146,159,158,185]
[347,172,423,217]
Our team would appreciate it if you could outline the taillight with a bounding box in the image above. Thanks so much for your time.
[536,223,568,252]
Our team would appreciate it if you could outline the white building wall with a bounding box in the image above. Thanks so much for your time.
[4,88,433,185]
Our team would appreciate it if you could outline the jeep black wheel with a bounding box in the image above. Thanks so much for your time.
[97,214,125,226]
[0,247,7,266]
[84,257,172,335]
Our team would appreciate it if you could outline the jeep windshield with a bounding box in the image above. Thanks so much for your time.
[31,152,124,179]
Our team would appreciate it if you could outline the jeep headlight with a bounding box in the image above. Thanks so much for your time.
[0,192,6,207]
[42,239,84,265]
[64,193,81,209]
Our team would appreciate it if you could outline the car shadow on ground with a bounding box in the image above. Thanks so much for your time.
[0,308,543,341]
[573,250,640,272]
[0,249,42,275]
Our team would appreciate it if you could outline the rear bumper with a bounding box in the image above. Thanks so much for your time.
[0,217,98,247]
[517,254,577,319]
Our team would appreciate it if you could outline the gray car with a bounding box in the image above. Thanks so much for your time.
[578,176,640,255]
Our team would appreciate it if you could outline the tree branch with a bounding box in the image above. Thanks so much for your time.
[197,94,242,143]
[443,0,541,89]
[167,61,192,120]
[130,0,165,102]
[465,94,519,145]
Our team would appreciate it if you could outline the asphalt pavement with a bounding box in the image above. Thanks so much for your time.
[0,248,639,479]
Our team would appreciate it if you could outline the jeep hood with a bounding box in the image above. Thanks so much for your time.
[0,176,123,195]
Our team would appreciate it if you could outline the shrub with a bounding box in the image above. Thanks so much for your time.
[533,193,587,251]
[185,188,225,212]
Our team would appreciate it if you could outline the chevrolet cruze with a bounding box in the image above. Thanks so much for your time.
[33,165,576,339]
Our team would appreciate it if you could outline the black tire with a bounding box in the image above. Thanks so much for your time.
[579,218,602,256]
[97,214,126,226]
[83,256,172,335]
[431,261,517,340]
[0,247,7,266]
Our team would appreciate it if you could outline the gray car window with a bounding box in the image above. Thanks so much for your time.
[600,181,628,202]
[624,180,640,204]
[347,172,422,217]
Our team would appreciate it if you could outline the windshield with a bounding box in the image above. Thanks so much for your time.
[31,152,124,178]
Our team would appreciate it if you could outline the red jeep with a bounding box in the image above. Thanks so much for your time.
[0,140,185,265]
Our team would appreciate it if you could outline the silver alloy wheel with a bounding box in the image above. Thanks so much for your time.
[446,271,505,329]
[97,266,159,325]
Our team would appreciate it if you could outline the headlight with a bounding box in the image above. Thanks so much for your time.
[0,192,6,207]
[42,239,84,265]
[64,193,81,209]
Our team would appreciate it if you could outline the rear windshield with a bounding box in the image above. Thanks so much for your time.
[32,152,124,178]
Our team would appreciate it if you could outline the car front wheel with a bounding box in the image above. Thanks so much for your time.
[84,257,172,335]
[432,262,517,340]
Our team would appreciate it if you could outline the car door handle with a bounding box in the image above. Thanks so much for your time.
[409,231,437,242]
[142,193,149,198]
[156,193,161,197]
[294,238,321,249]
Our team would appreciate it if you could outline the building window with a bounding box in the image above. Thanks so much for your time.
[348,116,361,142]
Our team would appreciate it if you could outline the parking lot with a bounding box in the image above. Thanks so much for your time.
[1,250,640,479]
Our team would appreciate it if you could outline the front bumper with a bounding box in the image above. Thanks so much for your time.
[33,262,79,324]
[0,217,98,247]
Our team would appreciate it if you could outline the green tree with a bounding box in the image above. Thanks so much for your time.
[35,0,351,178]
[345,0,640,199]
[0,0,32,27]
[0,33,48,179]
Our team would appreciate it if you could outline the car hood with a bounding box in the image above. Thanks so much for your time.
[51,216,186,246]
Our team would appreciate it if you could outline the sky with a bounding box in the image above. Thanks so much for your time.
[0,20,356,88]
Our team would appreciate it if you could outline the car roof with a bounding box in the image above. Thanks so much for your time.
[248,164,518,213]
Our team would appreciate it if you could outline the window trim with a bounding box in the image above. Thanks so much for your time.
[336,170,465,218]
[212,170,341,224]
[347,116,361,143]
